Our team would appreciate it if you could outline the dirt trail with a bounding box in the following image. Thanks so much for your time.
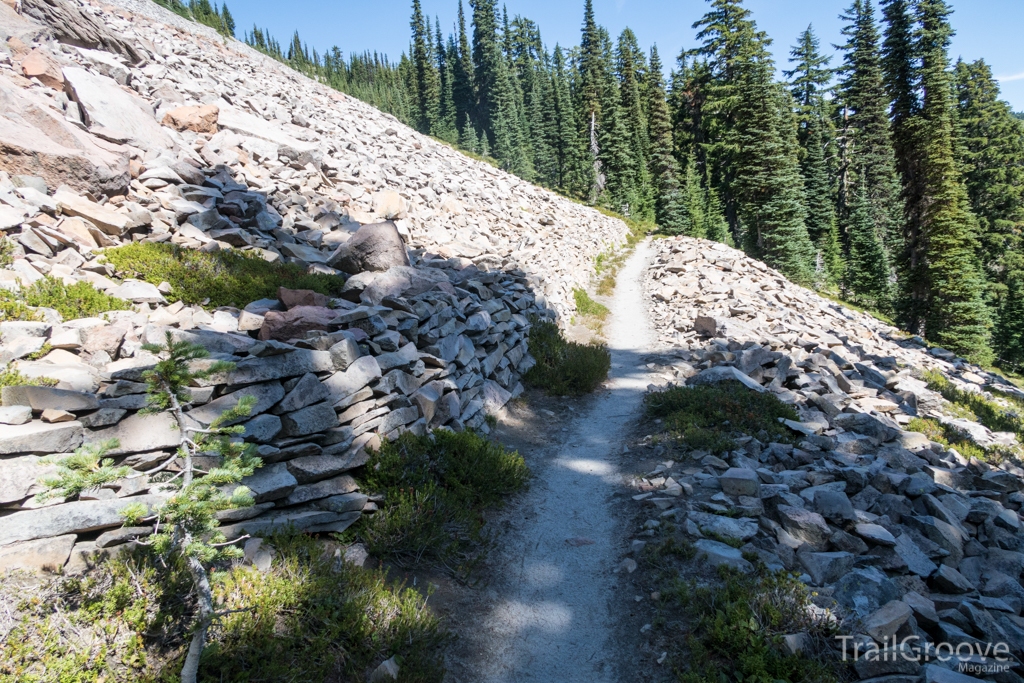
[446,240,658,682]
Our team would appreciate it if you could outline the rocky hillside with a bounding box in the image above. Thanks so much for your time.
[635,235,1024,677]
[0,0,625,572]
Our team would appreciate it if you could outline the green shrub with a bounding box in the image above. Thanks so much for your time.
[0,534,447,683]
[906,416,994,462]
[0,364,57,389]
[103,243,345,309]
[923,370,1024,439]
[0,237,13,268]
[524,319,611,395]
[668,567,841,683]
[356,429,528,574]
[573,287,609,320]
[0,289,39,322]
[645,381,799,453]
[21,276,131,321]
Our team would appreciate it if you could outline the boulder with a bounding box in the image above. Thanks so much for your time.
[863,600,913,642]
[0,420,83,455]
[187,381,285,426]
[85,411,179,455]
[694,539,754,572]
[0,76,129,195]
[0,534,76,572]
[2,385,99,412]
[280,402,339,437]
[20,47,63,89]
[719,468,760,497]
[275,373,330,413]
[161,104,219,133]
[775,505,832,550]
[258,306,336,341]
[239,462,297,503]
[324,355,382,401]
[0,495,166,546]
[327,221,410,274]
[799,550,856,586]
[278,287,330,309]
[688,511,759,542]
[62,66,173,151]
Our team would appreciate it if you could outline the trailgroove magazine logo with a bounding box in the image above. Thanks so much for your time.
[836,635,1014,674]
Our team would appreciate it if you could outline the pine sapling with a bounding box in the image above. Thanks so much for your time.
[38,332,262,683]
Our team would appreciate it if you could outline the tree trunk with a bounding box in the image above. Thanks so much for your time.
[179,549,214,683]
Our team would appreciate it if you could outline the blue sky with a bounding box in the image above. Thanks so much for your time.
[230,0,1024,111]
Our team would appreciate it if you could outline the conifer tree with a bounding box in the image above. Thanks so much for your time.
[804,114,844,283]
[38,335,261,683]
[735,57,817,284]
[435,19,458,142]
[409,0,440,135]
[837,0,902,255]
[453,0,475,132]
[955,59,1024,280]
[646,45,687,233]
[551,45,588,196]
[903,0,992,362]
[577,0,606,200]
[617,29,652,220]
[845,167,891,308]
[784,24,832,146]
[471,0,501,143]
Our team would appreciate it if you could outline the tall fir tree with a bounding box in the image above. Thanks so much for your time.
[785,24,842,282]
[471,0,501,143]
[409,0,440,135]
[646,45,687,233]
[845,166,892,308]
[955,58,1024,365]
[435,19,458,142]
[452,0,476,132]
[901,0,992,362]
[837,0,903,258]
[616,29,652,220]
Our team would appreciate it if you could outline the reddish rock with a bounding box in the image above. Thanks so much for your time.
[278,287,330,309]
[161,104,219,133]
[258,306,336,341]
[20,48,63,89]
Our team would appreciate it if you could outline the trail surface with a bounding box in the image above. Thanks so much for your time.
[447,240,657,682]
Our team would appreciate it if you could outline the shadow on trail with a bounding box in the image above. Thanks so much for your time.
[445,242,666,683]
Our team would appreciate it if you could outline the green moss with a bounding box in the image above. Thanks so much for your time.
[354,430,529,575]
[573,287,609,320]
[523,319,611,395]
[645,382,799,454]
[0,535,448,683]
[22,277,131,321]
[103,243,345,309]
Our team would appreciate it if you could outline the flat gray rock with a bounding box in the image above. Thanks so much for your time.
[694,539,753,572]
[0,495,166,546]
[0,420,83,455]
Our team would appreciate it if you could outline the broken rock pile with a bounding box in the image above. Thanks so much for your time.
[637,236,1024,680]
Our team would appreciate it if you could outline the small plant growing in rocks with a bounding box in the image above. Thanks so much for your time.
[38,332,261,683]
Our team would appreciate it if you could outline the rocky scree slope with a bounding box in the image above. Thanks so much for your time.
[0,0,627,573]
[633,236,1024,680]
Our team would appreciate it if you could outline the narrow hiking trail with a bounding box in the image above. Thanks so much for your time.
[447,240,658,682]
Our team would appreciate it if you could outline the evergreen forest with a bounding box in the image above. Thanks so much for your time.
[238,0,1024,369]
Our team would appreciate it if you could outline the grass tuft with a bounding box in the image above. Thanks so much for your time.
[523,319,611,395]
[104,243,345,309]
[645,381,799,453]
[572,287,609,320]
[353,430,529,575]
